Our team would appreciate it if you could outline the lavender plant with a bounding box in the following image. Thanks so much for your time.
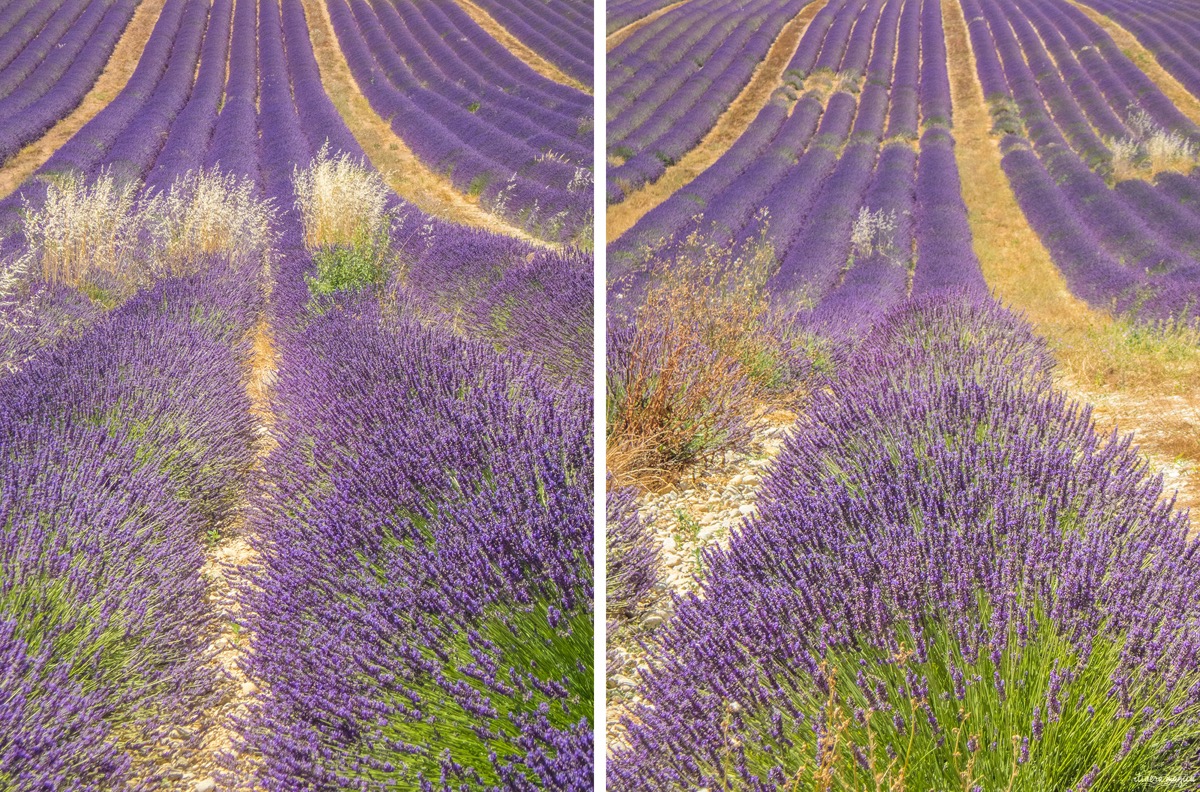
[0,262,261,789]
[611,295,1200,790]
[607,482,661,616]
[237,274,593,790]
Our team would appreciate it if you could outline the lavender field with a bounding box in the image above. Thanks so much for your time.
[607,0,1200,788]
[0,0,593,789]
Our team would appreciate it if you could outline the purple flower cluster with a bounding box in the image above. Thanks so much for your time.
[606,481,660,615]
[0,262,262,789]
[235,259,593,790]
[397,227,592,382]
[610,294,1200,788]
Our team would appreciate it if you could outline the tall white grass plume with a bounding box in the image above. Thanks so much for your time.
[1110,109,1199,180]
[142,168,276,275]
[293,143,392,250]
[850,207,899,262]
[23,171,141,288]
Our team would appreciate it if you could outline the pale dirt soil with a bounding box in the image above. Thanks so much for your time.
[943,0,1200,527]
[606,0,694,52]
[447,0,590,92]
[607,0,829,243]
[174,298,277,791]
[606,409,796,753]
[299,0,548,243]
[0,0,168,201]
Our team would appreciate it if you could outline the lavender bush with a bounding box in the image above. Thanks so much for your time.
[611,295,1200,789]
[236,270,593,790]
[0,262,261,789]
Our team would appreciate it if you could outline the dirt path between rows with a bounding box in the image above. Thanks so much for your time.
[606,411,796,753]
[447,0,589,92]
[0,0,168,201]
[942,0,1200,527]
[298,0,548,243]
[606,0,694,51]
[1066,0,1200,126]
[176,300,275,791]
[606,0,828,243]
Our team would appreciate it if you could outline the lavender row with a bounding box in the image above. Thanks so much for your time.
[345,0,588,156]
[964,0,1200,320]
[0,0,69,79]
[327,0,592,242]
[0,0,154,174]
[0,262,262,789]
[612,0,984,337]
[236,259,592,790]
[397,226,593,382]
[609,0,875,262]
[607,0,685,34]
[610,294,1200,788]
[469,0,593,85]
[607,0,810,202]
[1077,0,1200,105]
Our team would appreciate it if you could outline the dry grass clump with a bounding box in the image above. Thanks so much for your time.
[24,172,140,287]
[293,143,391,250]
[142,169,276,275]
[850,207,900,262]
[22,168,274,297]
[1109,109,1199,180]
[607,223,810,488]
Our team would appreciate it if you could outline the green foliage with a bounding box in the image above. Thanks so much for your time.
[674,508,701,541]
[362,602,592,786]
[305,227,391,304]
[724,612,1200,791]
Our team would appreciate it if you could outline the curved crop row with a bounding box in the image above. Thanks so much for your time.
[611,0,984,337]
[0,0,140,166]
[324,0,593,243]
[1078,0,1200,105]
[468,0,593,86]
[961,0,1200,322]
[608,0,687,34]
[607,0,811,202]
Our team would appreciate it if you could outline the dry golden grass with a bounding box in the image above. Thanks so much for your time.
[298,0,547,244]
[24,172,141,287]
[607,0,694,51]
[447,0,589,92]
[0,0,167,202]
[1067,0,1200,127]
[293,145,391,250]
[607,0,829,243]
[607,231,807,489]
[142,169,276,274]
[22,168,274,293]
[943,0,1200,523]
